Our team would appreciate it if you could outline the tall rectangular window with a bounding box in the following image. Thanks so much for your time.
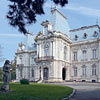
[82,50,86,60]
[73,52,77,61]
[44,26,48,35]
[82,66,86,76]
[64,46,67,60]
[32,69,34,77]
[74,67,77,76]
[92,49,96,59]
[92,65,96,76]
[31,56,35,64]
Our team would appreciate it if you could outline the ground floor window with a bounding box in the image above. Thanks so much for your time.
[92,64,96,76]
[43,68,49,80]
[74,67,77,77]
[32,69,34,77]
[82,65,86,76]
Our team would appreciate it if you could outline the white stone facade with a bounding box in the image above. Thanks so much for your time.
[16,7,100,82]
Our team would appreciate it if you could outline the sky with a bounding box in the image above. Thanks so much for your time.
[0,0,100,66]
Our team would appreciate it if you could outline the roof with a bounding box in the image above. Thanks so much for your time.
[70,25,100,42]
[24,33,37,50]
[50,7,70,36]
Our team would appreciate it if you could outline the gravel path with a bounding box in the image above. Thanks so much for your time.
[52,82,100,100]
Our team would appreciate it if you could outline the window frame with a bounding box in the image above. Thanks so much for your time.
[92,49,96,59]
[92,64,97,76]
[64,46,67,60]
[74,67,77,77]
[82,50,87,60]
[82,65,86,76]
[32,69,34,77]
[73,52,77,61]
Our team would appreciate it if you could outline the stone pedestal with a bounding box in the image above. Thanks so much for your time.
[1,84,9,91]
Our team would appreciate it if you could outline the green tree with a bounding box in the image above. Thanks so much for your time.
[0,67,3,81]
[7,0,68,34]
[11,61,16,80]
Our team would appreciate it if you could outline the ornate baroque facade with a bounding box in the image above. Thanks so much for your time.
[16,7,100,82]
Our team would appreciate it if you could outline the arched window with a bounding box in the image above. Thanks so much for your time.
[74,67,77,76]
[93,31,98,37]
[92,49,96,59]
[83,33,88,39]
[64,46,67,60]
[92,64,96,76]
[32,69,34,77]
[82,65,86,76]
[75,35,78,41]
[82,50,86,60]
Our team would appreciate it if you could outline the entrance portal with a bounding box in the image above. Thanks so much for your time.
[43,68,49,80]
[62,68,66,80]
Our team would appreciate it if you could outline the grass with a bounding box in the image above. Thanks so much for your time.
[0,83,73,100]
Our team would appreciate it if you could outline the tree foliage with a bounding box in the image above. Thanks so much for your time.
[7,0,68,34]
[0,67,3,81]
[11,61,16,80]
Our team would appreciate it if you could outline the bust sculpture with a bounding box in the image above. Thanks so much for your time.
[1,60,11,91]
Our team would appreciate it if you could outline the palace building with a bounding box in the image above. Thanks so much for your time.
[16,7,100,82]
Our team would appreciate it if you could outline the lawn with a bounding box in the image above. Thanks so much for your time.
[0,83,73,100]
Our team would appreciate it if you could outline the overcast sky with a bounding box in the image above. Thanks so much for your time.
[0,0,100,66]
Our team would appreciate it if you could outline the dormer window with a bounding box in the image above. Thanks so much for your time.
[83,33,88,39]
[75,35,78,41]
[93,31,98,37]
[44,26,48,35]
[41,20,52,35]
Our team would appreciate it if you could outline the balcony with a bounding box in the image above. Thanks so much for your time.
[35,56,54,62]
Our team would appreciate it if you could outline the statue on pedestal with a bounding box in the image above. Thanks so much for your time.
[0,60,11,92]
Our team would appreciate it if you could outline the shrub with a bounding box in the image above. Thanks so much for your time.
[20,79,29,85]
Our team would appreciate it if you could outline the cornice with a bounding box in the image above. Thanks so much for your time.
[70,25,100,32]
[16,50,36,55]
[71,59,99,64]
[71,38,98,47]
[35,33,72,44]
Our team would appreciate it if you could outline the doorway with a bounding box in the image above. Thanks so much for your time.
[43,68,49,80]
[62,68,66,80]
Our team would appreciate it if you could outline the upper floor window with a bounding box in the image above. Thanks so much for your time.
[82,50,86,60]
[31,56,35,64]
[92,49,96,59]
[74,67,77,76]
[92,64,96,76]
[93,31,98,37]
[74,35,78,41]
[82,65,86,76]
[32,56,34,59]
[44,26,48,35]
[73,52,77,61]
[64,46,67,60]
[19,55,23,64]
[44,43,50,56]
[83,33,88,39]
